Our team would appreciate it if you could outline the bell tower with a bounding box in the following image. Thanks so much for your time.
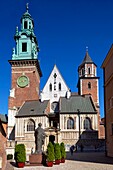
[77,48,101,136]
[77,48,99,107]
[8,4,42,139]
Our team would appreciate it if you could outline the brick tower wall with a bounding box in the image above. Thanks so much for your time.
[9,65,40,109]
[81,78,98,104]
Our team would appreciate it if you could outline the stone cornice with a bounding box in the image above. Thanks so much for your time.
[8,59,42,77]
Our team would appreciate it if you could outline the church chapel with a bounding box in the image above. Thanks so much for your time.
[7,5,101,158]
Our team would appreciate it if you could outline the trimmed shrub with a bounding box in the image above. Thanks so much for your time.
[54,143,61,160]
[47,142,55,162]
[60,142,66,159]
[15,144,26,163]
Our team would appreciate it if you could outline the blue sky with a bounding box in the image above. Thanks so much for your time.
[0,0,113,118]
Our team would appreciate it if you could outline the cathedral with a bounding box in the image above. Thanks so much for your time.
[6,5,101,159]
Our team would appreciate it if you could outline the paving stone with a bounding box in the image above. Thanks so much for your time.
[6,152,113,170]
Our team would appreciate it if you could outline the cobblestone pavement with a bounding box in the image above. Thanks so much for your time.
[6,152,113,170]
[5,161,14,170]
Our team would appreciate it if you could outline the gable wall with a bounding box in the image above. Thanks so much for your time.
[41,66,70,112]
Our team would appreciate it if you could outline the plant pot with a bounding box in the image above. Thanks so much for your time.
[55,159,60,165]
[61,158,65,163]
[17,162,25,168]
[46,161,53,167]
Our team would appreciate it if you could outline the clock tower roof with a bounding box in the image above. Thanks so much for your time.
[79,47,97,68]
[21,3,34,26]
[12,3,40,61]
[82,51,93,64]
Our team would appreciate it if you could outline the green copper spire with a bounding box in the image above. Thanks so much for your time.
[12,4,39,60]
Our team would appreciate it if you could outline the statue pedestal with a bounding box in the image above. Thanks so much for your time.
[29,153,42,165]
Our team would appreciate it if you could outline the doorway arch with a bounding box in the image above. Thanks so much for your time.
[49,135,55,144]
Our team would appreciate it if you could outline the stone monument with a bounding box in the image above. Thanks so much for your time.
[29,123,47,165]
[35,123,46,153]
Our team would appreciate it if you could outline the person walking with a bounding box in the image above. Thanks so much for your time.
[70,145,74,155]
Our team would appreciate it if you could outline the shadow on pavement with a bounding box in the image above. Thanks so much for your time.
[66,151,113,165]
[10,162,17,167]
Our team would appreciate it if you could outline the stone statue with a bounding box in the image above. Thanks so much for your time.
[35,123,47,153]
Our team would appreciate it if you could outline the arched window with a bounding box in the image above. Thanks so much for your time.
[82,68,84,76]
[88,67,91,74]
[27,120,35,131]
[29,22,31,29]
[59,83,61,91]
[49,83,52,91]
[88,82,91,89]
[51,102,59,112]
[24,21,27,29]
[54,85,56,91]
[22,43,27,52]
[83,117,91,130]
[67,117,74,129]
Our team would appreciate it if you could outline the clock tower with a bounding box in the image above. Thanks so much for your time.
[8,4,42,139]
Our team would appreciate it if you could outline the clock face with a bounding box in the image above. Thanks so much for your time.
[17,75,29,88]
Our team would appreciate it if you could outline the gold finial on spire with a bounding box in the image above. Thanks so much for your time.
[16,26,18,33]
[26,3,29,12]
[86,46,88,52]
